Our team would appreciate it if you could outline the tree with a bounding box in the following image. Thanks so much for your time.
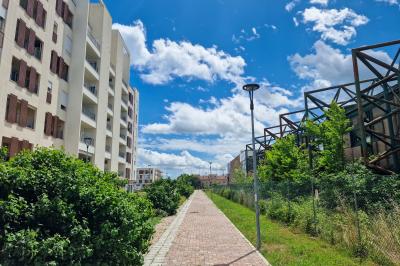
[305,102,352,173]
[0,148,154,265]
[144,179,180,216]
[232,169,253,185]
[177,174,201,189]
[176,175,195,198]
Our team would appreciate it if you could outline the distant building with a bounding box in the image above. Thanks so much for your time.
[197,174,228,187]
[134,167,162,190]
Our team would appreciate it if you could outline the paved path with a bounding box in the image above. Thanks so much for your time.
[144,190,269,266]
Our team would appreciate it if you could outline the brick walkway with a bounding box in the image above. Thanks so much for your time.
[145,190,269,266]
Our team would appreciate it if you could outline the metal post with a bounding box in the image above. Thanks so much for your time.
[86,144,89,163]
[249,90,262,250]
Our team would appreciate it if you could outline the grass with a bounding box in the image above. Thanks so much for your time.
[206,191,377,266]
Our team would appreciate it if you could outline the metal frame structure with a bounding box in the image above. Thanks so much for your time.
[245,40,400,174]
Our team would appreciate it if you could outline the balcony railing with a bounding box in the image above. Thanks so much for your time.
[106,123,112,131]
[121,115,127,122]
[84,84,97,96]
[119,152,125,159]
[122,98,128,105]
[108,103,113,111]
[122,79,128,89]
[120,133,126,140]
[82,108,96,121]
[105,145,111,153]
[86,59,99,73]
[87,27,101,51]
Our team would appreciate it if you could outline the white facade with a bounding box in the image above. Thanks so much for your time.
[0,0,138,187]
[134,168,162,190]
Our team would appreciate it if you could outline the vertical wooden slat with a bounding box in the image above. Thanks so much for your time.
[19,100,28,127]
[18,60,27,88]
[58,57,64,77]
[16,20,26,47]
[6,94,18,123]
[52,116,59,138]
[9,137,19,157]
[26,0,35,17]
[21,140,30,151]
[127,137,132,148]
[126,168,131,179]
[27,29,35,55]
[56,0,63,17]
[44,112,53,136]
[50,51,58,73]
[46,91,52,103]
[28,68,37,93]
[63,3,69,21]
[35,1,44,27]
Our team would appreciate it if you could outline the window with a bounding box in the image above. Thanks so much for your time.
[10,57,20,82]
[60,90,68,111]
[46,81,52,104]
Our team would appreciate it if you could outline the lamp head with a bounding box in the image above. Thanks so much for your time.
[243,84,260,92]
[84,137,92,146]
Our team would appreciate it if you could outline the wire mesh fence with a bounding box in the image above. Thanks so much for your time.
[211,175,400,264]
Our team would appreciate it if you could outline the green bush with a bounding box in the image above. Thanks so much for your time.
[176,179,194,198]
[0,148,154,265]
[144,179,180,215]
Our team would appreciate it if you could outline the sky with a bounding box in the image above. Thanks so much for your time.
[102,0,400,177]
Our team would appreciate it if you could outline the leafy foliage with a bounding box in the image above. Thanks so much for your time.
[144,179,180,216]
[177,174,202,189]
[304,102,352,173]
[258,134,308,183]
[0,148,154,265]
[232,169,253,185]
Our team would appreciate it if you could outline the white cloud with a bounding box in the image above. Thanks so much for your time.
[142,84,299,138]
[288,40,393,91]
[285,0,300,12]
[113,21,246,85]
[137,148,226,177]
[310,0,329,6]
[232,27,261,44]
[375,0,399,5]
[300,7,369,45]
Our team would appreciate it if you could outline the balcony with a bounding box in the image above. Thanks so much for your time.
[121,99,128,110]
[107,103,113,116]
[83,84,98,104]
[82,108,96,121]
[86,25,101,57]
[85,60,100,81]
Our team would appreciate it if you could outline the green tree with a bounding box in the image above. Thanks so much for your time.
[177,174,201,189]
[144,179,180,216]
[0,148,154,265]
[232,169,252,185]
[176,175,195,198]
[305,102,352,173]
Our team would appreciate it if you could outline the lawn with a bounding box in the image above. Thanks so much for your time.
[206,192,376,266]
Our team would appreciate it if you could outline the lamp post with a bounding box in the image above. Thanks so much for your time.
[83,137,93,163]
[209,161,212,187]
[243,83,261,250]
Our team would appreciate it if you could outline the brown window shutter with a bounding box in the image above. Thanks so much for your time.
[28,68,37,93]
[2,0,9,9]
[52,116,59,138]
[126,168,131,179]
[21,140,30,151]
[58,57,64,77]
[126,153,131,163]
[26,0,35,17]
[56,0,63,16]
[9,137,19,157]
[46,91,52,103]
[35,1,44,27]
[63,3,69,21]
[18,60,27,88]
[27,29,35,55]
[44,112,53,136]
[127,137,132,148]
[50,51,58,73]
[42,10,47,28]
[18,99,28,127]
[6,94,18,123]
[16,20,26,47]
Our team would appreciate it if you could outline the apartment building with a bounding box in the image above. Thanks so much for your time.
[134,167,162,190]
[0,0,139,186]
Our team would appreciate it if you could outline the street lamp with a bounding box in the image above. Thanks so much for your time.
[243,83,261,250]
[83,137,93,163]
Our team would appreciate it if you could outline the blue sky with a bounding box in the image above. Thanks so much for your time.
[103,0,400,177]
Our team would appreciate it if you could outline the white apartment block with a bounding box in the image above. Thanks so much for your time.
[0,0,139,188]
[134,168,162,190]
